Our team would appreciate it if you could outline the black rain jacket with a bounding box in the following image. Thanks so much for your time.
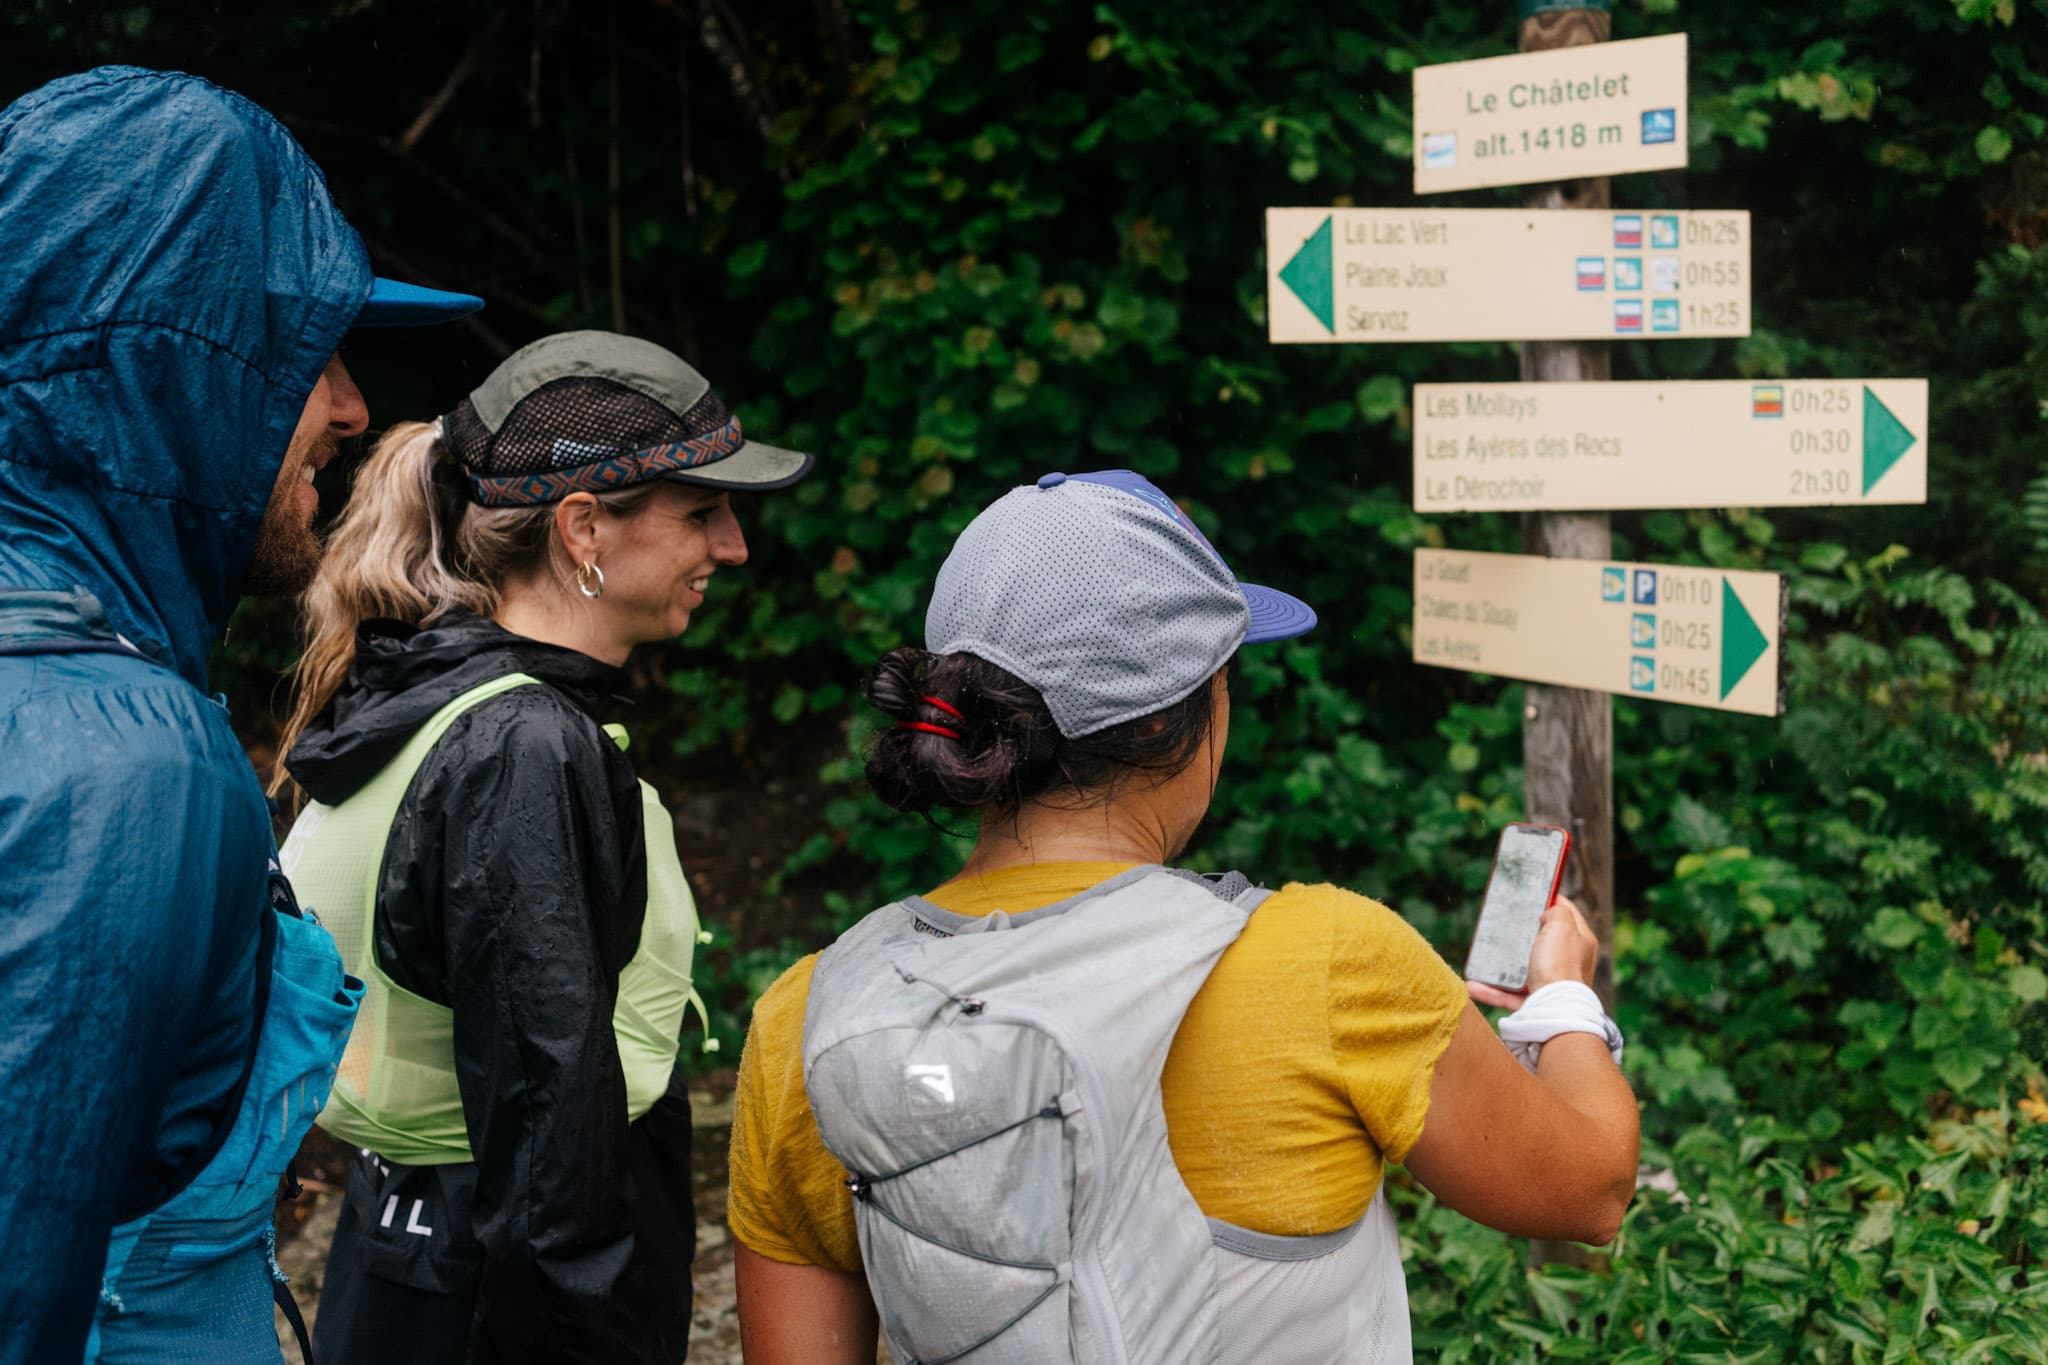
[287,611,693,1363]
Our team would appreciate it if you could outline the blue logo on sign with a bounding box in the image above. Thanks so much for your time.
[1650,298,1681,332]
[1630,658,1657,692]
[1631,613,1657,648]
[1641,108,1677,145]
[1613,256,1643,291]
[1633,569,1658,605]
[1422,132,1458,169]
[1602,567,1627,602]
[1650,214,1680,250]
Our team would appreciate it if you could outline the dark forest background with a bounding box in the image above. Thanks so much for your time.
[9,0,2048,1354]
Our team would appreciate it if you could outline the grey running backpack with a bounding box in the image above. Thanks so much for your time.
[802,866,1267,1365]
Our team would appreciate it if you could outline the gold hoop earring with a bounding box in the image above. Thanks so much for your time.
[577,561,605,599]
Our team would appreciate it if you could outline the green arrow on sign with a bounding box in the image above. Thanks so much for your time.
[1279,215,1335,335]
[1719,577,1768,700]
[1862,386,1918,495]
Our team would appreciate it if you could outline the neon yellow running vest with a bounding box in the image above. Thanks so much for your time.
[279,673,708,1165]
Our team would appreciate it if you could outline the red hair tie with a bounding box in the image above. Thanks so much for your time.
[900,694,964,740]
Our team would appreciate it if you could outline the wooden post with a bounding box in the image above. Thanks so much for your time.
[1516,0,1615,1005]
[1517,0,1617,1269]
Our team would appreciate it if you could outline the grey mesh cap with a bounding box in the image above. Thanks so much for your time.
[925,470,1317,738]
[440,330,813,507]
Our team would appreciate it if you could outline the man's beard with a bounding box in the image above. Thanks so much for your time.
[243,432,338,596]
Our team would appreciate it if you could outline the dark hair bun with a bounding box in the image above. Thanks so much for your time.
[863,647,1221,814]
[864,648,1057,813]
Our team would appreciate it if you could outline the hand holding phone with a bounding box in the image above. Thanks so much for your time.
[1468,898,1600,1010]
[1463,822,1571,997]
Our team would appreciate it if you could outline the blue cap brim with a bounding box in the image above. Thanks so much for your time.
[353,277,485,328]
[1242,582,1318,643]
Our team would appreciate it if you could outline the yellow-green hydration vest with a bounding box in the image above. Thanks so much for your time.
[279,672,708,1166]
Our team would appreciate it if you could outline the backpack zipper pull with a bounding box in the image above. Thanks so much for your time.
[889,963,987,1017]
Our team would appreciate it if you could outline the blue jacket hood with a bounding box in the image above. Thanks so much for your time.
[0,66,373,686]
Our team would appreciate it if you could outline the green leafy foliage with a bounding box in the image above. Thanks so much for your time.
[11,0,2048,1351]
[1404,1111,2048,1361]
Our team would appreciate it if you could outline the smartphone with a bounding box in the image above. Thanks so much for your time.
[1463,822,1572,991]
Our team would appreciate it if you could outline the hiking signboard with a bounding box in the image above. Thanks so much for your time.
[1413,378,1929,512]
[1266,208,1749,344]
[1412,549,1785,717]
[1412,33,1689,194]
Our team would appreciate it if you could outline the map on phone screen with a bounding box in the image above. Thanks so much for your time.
[1466,825,1567,990]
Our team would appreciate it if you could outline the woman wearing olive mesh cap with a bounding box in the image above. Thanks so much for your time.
[271,331,812,1363]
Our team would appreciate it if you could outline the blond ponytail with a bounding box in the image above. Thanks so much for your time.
[272,423,507,789]
[272,421,666,800]
[272,423,480,795]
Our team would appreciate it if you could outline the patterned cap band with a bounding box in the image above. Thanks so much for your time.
[466,415,746,507]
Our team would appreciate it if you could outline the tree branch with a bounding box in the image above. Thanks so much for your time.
[528,0,546,130]
[395,11,508,156]
[385,143,562,271]
[676,4,698,219]
[696,0,777,145]
[607,0,627,333]
[276,110,563,277]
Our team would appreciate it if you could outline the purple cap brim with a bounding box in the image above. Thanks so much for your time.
[354,277,485,328]
[1242,582,1318,643]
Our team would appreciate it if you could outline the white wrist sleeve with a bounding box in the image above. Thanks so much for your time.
[1497,980,1624,1073]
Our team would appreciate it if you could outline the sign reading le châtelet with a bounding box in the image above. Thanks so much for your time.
[1414,379,1929,512]
[1267,208,1749,344]
[1413,549,1785,717]
[1413,33,1688,194]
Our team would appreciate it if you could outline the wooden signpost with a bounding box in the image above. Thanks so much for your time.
[1413,549,1786,717]
[1260,8,1933,1278]
[1510,3,1618,1273]
[1414,379,1929,512]
[1265,207,1750,344]
[1510,4,1619,1035]
[1413,32,1688,193]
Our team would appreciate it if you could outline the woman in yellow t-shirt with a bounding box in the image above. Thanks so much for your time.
[729,470,1640,1363]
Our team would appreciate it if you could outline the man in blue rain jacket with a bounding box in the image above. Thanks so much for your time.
[0,67,480,1361]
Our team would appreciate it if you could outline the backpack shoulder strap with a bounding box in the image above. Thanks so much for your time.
[1162,866,1272,912]
[349,668,541,908]
[283,671,544,970]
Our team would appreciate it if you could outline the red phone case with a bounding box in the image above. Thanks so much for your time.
[1464,821,1572,990]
